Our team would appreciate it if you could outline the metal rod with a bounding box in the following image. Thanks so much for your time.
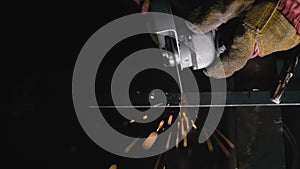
[90,102,300,109]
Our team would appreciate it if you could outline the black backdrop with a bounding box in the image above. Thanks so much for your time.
[8,1,300,169]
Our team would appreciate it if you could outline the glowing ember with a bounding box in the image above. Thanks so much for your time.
[191,120,197,129]
[167,114,173,125]
[143,132,158,150]
[207,138,214,152]
[154,154,162,169]
[165,132,172,149]
[156,120,164,132]
[182,112,190,130]
[143,115,148,120]
[176,131,179,148]
[181,117,186,137]
[124,138,140,153]
[203,129,214,152]
[214,134,231,158]
[183,136,188,147]
[109,164,117,169]
[216,129,235,149]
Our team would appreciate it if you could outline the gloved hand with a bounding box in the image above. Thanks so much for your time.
[183,0,300,78]
[136,0,300,78]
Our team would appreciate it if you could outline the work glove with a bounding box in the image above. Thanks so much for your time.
[186,0,300,78]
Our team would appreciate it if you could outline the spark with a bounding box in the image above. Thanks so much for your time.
[216,129,235,149]
[143,115,148,120]
[154,154,162,169]
[124,138,140,153]
[181,116,186,137]
[156,120,165,132]
[182,112,190,130]
[191,120,197,129]
[178,114,188,148]
[180,102,190,148]
[195,114,199,120]
[149,94,155,100]
[143,132,158,150]
[165,132,172,150]
[207,138,214,152]
[176,121,180,148]
[213,134,231,158]
[167,114,173,126]
[183,136,188,147]
[109,164,117,169]
[176,131,179,148]
[203,128,214,152]
[153,103,163,107]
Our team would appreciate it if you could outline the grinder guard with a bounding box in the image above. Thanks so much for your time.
[150,0,225,70]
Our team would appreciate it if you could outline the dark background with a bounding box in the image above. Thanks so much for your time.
[8,1,300,169]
